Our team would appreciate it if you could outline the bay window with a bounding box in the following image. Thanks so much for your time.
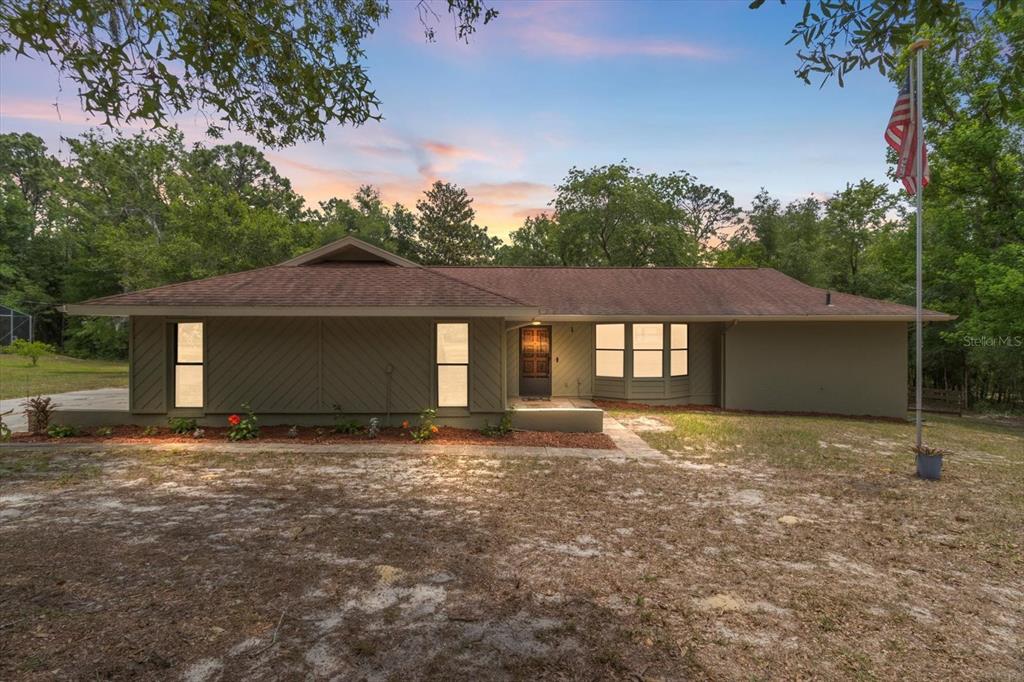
[671,324,689,376]
[437,322,469,407]
[632,323,664,378]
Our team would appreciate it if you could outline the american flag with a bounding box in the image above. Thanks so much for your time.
[885,73,929,195]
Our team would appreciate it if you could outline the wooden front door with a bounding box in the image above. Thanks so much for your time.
[519,326,552,396]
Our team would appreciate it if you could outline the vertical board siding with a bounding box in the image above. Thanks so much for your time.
[505,328,519,398]
[687,323,721,405]
[207,318,320,413]
[471,318,505,412]
[130,316,166,413]
[552,323,593,397]
[322,318,432,413]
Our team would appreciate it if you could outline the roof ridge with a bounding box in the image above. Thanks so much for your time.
[425,267,534,306]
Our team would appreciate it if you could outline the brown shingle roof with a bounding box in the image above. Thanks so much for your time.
[80,263,527,308]
[68,235,953,321]
[432,267,953,320]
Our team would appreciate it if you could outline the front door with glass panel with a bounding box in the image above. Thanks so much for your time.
[519,326,552,397]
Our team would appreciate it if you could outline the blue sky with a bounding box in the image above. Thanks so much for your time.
[0,1,900,238]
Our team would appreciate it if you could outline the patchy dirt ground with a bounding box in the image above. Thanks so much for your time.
[1,413,1022,680]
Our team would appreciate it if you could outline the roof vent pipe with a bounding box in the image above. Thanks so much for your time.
[826,290,833,306]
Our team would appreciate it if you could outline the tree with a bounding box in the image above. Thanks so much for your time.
[497,215,566,265]
[414,181,499,265]
[552,163,699,267]
[0,0,499,147]
[820,180,899,293]
[754,0,1020,93]
[5,339,54,367]
[658,172,742,249]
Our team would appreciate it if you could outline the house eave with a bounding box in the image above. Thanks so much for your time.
[62,304,540,318]
[503,313,957,323]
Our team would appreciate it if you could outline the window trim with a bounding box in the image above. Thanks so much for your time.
[595,323,625,378]
[670,323,689,377]
[172,321,205,410]
[436,321,470,409]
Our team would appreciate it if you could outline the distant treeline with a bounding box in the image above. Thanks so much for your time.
[1,26,1020,408]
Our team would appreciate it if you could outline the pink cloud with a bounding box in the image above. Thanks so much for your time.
[468,180,551,202]
[526,28,721,60]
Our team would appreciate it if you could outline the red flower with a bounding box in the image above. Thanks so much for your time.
[401,420,410,429]
[228,414,241,426]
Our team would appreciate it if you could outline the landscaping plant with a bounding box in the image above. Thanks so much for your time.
[331,404,362,434]
[0,409,11,441]
[481,408,515,438]
[95,426,114,437]
[47,423,78,438]
[168,417,198,434]
[367,417,381,439]
[22,396,55,435]
[287,425,300,438]
[5,339,55,367]
[410,408,439,443]
[227,403,259,441]
[142,425,159,436]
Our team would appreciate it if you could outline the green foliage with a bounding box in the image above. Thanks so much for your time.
[0,410,11,441]
[0,0,499,147]
[227,403,260,441]
[756,0,1015,90]
[63,317,129,360]
[46,424,78,438]
[5,339,54,366]
[411,408,439,443]
[168,417,199,435]
[480,408,515,438]
[414,181,500,264]
[142,425,160,437]
[500,163,734,266]
[331,404,363,435]
[95,426,114,437]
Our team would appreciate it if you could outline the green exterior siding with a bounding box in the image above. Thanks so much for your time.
[722,321,907,418]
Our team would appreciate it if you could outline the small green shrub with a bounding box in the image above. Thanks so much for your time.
[0,409,12,441]
[168,417,198,434]
[47,423,79,438]
[5,339,55,366]
[411,408,438,443]
[481,408,515,438]
[95,426,114,437]
[142,425,160,436]
[227,403,259,441]
[331,404,362,434]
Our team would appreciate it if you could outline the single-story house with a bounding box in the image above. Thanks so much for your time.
[63,236,954,431]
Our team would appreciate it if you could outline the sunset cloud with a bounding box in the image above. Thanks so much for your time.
[524,29,722,60]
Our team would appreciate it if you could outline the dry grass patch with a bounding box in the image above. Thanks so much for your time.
[0,410,1021,679]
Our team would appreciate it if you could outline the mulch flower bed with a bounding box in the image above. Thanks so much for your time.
[8,424,616,449]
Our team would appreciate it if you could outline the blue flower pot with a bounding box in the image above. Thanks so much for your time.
[916,453,943,480]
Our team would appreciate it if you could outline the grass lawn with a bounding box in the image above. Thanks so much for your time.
[0,410,1020,679]
[0,353,127,400]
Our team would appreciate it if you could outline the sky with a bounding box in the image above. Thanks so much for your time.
[0,1,901,240]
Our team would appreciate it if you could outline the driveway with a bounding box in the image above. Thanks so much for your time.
[0,388,128,433]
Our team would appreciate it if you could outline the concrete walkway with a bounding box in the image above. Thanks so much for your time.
[0,388,128,433]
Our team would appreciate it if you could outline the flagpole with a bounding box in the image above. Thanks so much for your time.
[910,39,929,451]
